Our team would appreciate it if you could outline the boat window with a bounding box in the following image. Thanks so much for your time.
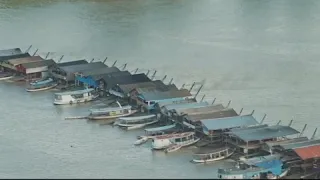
[220,152,225,156]
[175,138,181,143]
[181,137,187,142]
[71,94,84,99]
[150,101,155,105]
[55,95,62,100]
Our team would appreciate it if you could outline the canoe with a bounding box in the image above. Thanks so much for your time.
[134,136,149,145]
[164,144,182,153]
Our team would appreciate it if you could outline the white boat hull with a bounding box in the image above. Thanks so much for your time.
[134,136,149,145]
[26,83,58,92]
[0,75,13,80]
[54,94,99,105]
[192,151,235,163]
[117,119,159,130]
[88,110,138,120]
[152,137,200,150]
[165,144,182,153]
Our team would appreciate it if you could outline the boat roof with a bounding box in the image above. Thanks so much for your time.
[55,88,95,96]
[7,56,43,66]
[22,59,56,69]
[156,98,197,109]
[193,146,231,155]
[0,48,22,57]
[0,53,30,62]
[133,84,179,94]
[279,139,320,150]
[241,154,281,166]
[120,80,169,94]
[101,73,152,90]
[265,137,309,148]
[59,62,107,74]
[77,66,120,77]
[163,101,209,111]
[154,132,194,140]
[176,104,226,115]
[186,108,239,122]
[201,114,259,131]
[293,144,320,160]
[144,124,176,133]
[138,89,193,101]
[57,60,88,67]
[226,125,300,142]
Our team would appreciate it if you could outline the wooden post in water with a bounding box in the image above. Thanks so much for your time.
[146,70,150,76]
[45,52,50,59]
[277,120,282,125]
[122,63,127,71]
[311,128,318,140]
[288,119,293,127]
[103,57,108,64]
[112,60,117,67]
[251,110,255,115]
[226,100,231,108]
[25,45,32,53]
[162,75,167,82]
[299,124,307,137]
[239,108,243,115]
[90,58,95,63]
[181,83,185,89]
[211,98,216,105]
[200,94,206,102]
[189,82,195,92]
[151,70,157,80]
[58,55,64,63]
[169,78,173,85]
[260,114,267,124]
[32,49,38,56]
[194,84,204,99]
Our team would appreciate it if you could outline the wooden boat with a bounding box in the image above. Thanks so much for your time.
[191,146,235,163]
[137,123,178,139]
[26,78,58,92]
[151,132,200,150]
[115,114,158,130]
[88,102,137,120]
[164,144,182,153]
[0,72,14,80]
[53,88,99,105]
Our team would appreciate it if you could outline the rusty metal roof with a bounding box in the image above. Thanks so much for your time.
[185,108,239,122]
[7,56,44,66]
[22,59,56,69]
[294,144,320,160]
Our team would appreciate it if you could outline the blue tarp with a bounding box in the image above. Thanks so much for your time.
[255,160,283,175]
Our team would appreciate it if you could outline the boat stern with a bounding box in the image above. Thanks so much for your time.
[151,138,171,150]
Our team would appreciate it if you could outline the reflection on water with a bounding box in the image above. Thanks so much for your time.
[0,0,320,178]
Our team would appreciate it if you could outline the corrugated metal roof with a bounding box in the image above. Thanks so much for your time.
[227,125,300,142]
[22,59,56,69]
[0,48,22,56]
[157,99,197,109]
[92,70,131,81]
[78,67,120,77]
[119,80,166,94]
[175,104,226,115]
[59,62,107,74]
[280,139,320,150]
[294,144,320,160]
[200,114,259,131]
[57,60,88,67]
[265,137,309,148]
[0,53,30,61]
[134,83,178,94]
[101,73,151,90]
[7,56,44,66]
[185,108,239,122]
[164,101,209,112]
[139,89,192,101]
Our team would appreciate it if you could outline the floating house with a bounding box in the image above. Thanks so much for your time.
[0,56,44,72]
[49,61,107,84]
[74,66,120,88]
[225,124,300,156]
[0,48,31,71]
[132,89,194,112]
[18,59,56,80]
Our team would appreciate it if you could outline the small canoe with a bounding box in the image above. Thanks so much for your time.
[164,144,182,153]
[134,136,149,146]
[26,83,58,92]
[88,110,138,120]
[126,124,148,130]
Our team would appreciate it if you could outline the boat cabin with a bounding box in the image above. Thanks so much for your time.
[54,88,96,105]
[151,132,198,150]
[143,124,178,136]
[225,124,300,157]
[192,146,235,163]
[133,89,194,112]
[49,61,107,85]
[74,66,120,88]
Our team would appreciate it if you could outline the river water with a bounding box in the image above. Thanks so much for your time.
[0,0,320,178]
